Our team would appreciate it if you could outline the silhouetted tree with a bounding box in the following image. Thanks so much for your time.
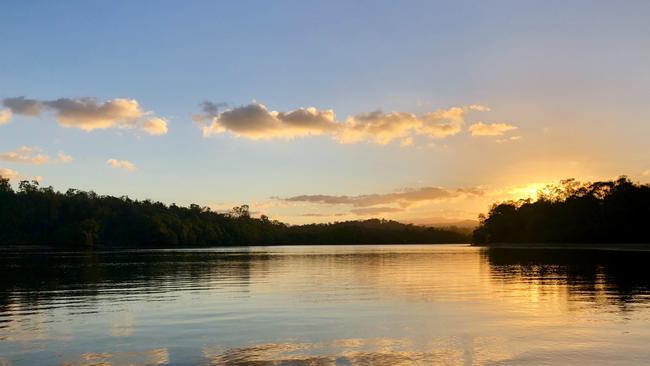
[0,176,469,247]
[473,177,650,244]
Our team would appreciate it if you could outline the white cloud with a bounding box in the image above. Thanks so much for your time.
[2,96,168,135]
[468,122,518,136]
[107,159,136,172]
[0,109,12,124]
[141,117,169,135]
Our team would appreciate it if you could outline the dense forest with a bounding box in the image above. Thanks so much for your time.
[473,177,650,244]
[0,177,468,247]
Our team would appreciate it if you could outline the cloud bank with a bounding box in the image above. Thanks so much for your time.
[198,102,512,145]
[2,96,168,135]
[283,186,483,208]
[278,185,485,219]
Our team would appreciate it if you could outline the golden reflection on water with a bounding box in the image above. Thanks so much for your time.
[1,245,650,365]
[201,336,515,366]
[60,348,169,366]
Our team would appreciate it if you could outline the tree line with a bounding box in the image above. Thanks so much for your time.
[473,177,650,244]
[0,177,468,247]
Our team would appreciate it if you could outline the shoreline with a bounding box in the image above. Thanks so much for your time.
[472,242,650,251]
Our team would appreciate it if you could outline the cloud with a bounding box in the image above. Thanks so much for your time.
[2,96,168,134]
[141,117,169,135]
[0,147,73,165]
[417,106,470,138]
[202,102,338,139]
[0,109,11,124]
[3,97,43,116]
[107,159,136,172]
[468,122,518,136]
[283,186,483,208]
[496,135,522,143]
[642,170,650,177]
[0,168,18,180]
[43,98,143,131]
[337,111,419,144]
[334,105,489,144]
[199,102,493,145]
[0,168,42,182]
[0,147,50,164]
[192,101,227,122]
[57,152,73,163]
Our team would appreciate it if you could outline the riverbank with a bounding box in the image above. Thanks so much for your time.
[472,242,650,251]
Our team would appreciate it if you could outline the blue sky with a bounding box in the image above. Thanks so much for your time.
[1,1,649,224]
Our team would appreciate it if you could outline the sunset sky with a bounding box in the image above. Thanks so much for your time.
[1,1,649,225]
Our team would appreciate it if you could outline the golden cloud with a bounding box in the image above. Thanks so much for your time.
[0,168,18,180]
[2,96,168,135]
[199,102,498,145]
[468,122,518,136]
[106,159,136,172]
[141,117,169,135]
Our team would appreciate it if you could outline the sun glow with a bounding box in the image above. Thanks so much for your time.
[509,183,553,201]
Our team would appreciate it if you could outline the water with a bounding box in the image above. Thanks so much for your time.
[1,244,650,365]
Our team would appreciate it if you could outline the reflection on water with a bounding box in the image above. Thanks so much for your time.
[1,245,650,365]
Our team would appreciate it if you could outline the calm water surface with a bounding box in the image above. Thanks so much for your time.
[1,244,650,365]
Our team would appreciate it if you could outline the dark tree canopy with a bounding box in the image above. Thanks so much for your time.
[473,177,650,244]
[0,177,468,247]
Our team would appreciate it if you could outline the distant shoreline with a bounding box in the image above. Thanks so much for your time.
[472,242,650,251]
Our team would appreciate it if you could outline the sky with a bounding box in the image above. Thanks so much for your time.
[1,0,649,225]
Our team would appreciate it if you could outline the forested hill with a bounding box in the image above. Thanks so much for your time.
[0,177,468,247]
[473,177,650,245]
